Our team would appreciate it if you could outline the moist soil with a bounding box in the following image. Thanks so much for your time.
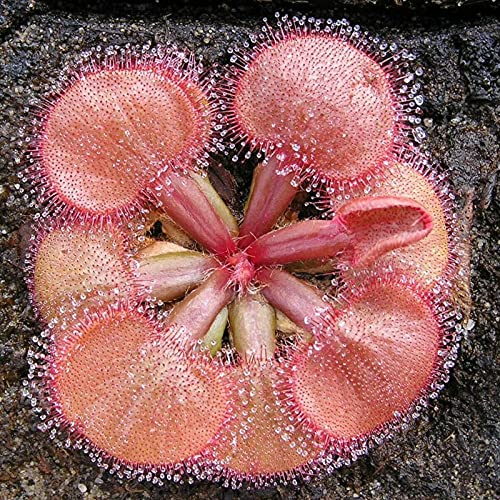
[0,1,499,499]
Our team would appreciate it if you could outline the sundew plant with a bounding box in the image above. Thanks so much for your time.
[23,15,466,489]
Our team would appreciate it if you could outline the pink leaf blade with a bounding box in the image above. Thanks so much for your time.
[337,196,434,268]
[289,277,443,441]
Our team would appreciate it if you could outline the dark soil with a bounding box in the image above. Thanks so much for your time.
[0,1,498,499]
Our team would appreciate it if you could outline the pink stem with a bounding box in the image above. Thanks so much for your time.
[167,268,234,342]
[248,219,349,266]
[155,173,236,256]
[238,157,298,248]
[256,268,329,333]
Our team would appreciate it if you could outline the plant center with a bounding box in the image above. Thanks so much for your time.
[225,250,256,292]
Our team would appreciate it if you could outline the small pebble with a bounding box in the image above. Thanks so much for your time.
[465,319,475,331]
[77,483,87,493]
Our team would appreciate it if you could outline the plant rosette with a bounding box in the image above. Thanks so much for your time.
[24,15,467,489]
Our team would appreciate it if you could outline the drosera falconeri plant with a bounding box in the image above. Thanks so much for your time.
[23,14,467,489]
